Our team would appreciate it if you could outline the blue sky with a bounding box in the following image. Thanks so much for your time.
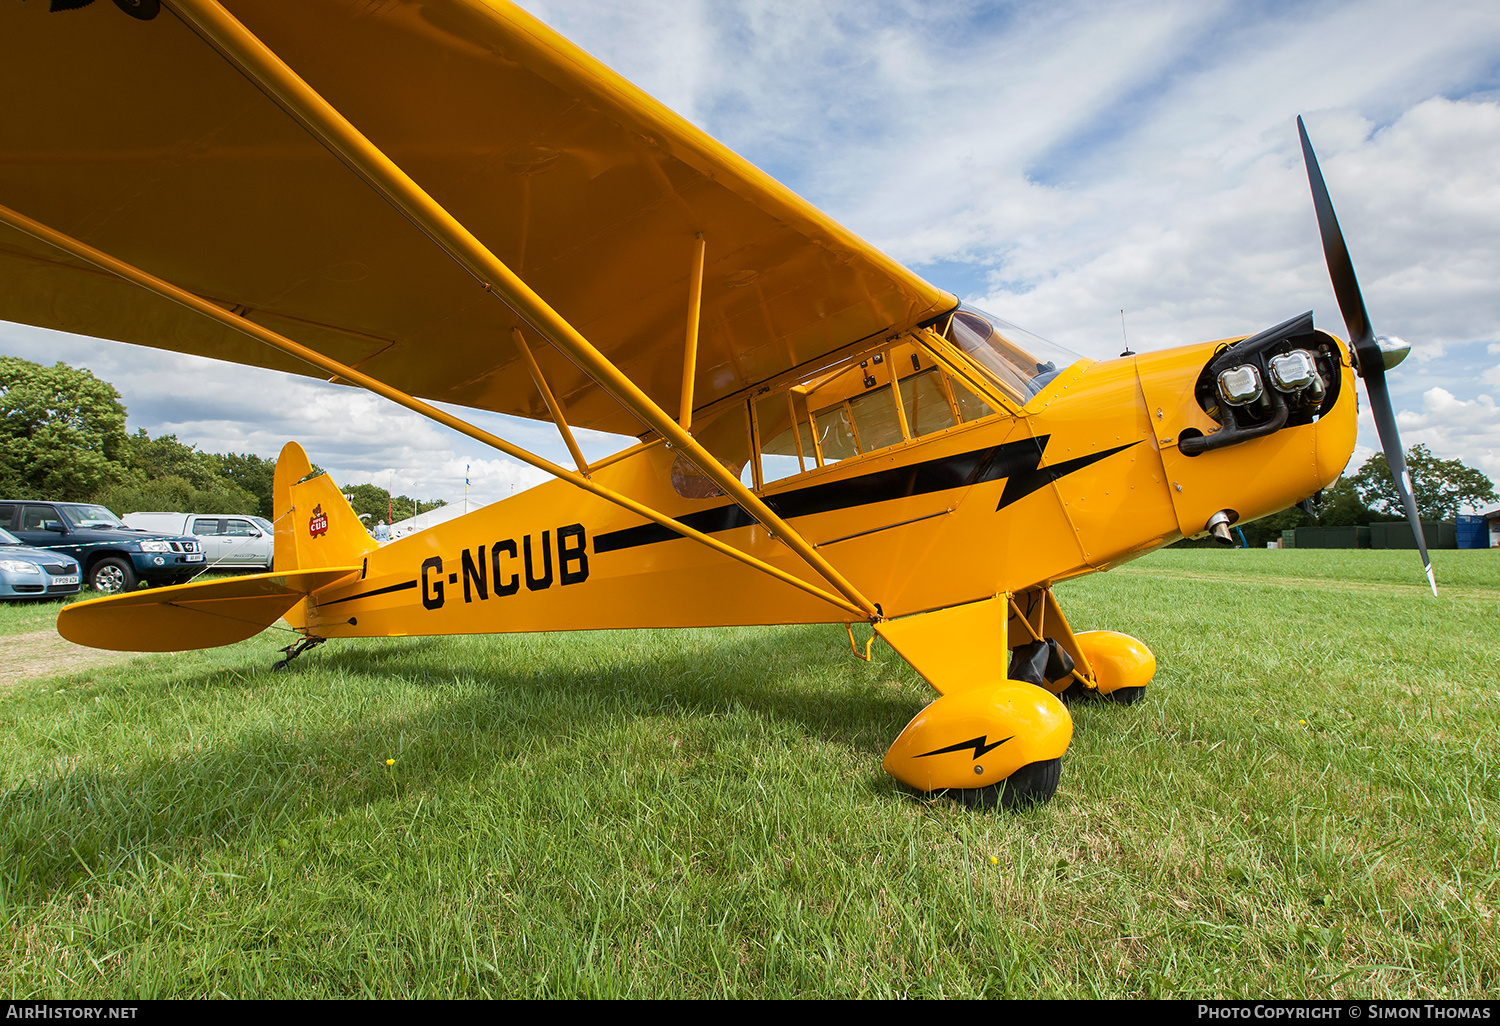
[3,0,1498,506]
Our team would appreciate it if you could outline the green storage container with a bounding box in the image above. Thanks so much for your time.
[1370,521,1456,550]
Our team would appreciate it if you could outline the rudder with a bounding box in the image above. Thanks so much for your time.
[273,441,377,573]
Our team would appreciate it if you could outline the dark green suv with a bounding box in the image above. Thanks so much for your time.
[0,501,206,594]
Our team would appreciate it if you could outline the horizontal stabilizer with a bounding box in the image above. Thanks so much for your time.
[58,568,361,652]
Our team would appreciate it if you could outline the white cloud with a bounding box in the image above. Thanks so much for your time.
[1395,387,1500,482]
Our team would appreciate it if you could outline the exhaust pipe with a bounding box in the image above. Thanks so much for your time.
[1206,509,1237,546]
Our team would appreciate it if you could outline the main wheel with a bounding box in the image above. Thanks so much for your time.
[89,556,137,594]
[949,758,1061,811]
[1060,680,1147,705]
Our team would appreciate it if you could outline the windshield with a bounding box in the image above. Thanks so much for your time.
[944,306,1083,400]
[59,504,127,529]
[0,528,20,546]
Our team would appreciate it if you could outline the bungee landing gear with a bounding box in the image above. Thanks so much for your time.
[874,585,1156,810]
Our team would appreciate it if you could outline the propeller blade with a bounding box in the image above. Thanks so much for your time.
[1298,117,1377,364]
[1297,116,1436,595]
[1365,373,1437,596]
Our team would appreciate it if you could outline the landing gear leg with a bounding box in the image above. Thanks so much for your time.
[1006,586,1156,703]
[273,635,325,671]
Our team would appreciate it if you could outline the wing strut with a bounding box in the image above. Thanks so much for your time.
[680,233,708,429]
[166,0,880,621]
[0,202,868,621]
[510,327,590,478]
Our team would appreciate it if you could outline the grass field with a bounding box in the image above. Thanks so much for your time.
[1,549,1496,998]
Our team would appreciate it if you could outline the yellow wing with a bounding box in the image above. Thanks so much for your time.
[0,0,954,436]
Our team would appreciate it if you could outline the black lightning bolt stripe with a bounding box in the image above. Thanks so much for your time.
[917,735,1013,759]
[318,579,418,607]
[995,441,1139,511]
[593,436,1139,554]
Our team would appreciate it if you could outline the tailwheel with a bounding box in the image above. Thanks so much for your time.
[948,758,1061,810]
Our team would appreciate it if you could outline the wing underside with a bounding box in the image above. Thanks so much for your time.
[0,0,953,435]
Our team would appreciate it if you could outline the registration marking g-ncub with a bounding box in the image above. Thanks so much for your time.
[421,523,589,610]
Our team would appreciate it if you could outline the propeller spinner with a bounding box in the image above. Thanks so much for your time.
[1297,116,1436,596]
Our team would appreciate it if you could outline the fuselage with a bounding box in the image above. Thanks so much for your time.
[289,327,1358,639]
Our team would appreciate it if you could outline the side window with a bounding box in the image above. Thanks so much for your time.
[669,403,751,500]
[0,504,16,530]
[192,518,223,535]
[748,336,1002,489]
[669,332,1012,499]
[22,505,61,531]
[753,391,815,486]
[898,367,957,436]
[225,519,256,536]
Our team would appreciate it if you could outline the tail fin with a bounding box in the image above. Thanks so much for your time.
[273,441,378,573]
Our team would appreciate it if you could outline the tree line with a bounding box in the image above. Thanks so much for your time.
[0,356,445,523]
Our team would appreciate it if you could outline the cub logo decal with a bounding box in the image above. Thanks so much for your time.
[309,503,329,538]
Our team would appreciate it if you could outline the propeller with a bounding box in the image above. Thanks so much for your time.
[1297,116,1436,596]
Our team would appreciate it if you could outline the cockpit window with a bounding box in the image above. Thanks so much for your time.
[943,306,1082,401]
[749,338,997,488]
[666,320,1051,499]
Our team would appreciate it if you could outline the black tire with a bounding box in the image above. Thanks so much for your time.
[1060,681,1147,706]
[949,758,1061,811]
[88,556,137,594]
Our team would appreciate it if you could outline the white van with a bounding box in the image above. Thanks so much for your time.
[123,512,275,570]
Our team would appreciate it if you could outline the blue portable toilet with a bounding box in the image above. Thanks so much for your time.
[1457,515,1486,550]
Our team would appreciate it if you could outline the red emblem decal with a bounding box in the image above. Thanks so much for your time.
[309,504,329,537]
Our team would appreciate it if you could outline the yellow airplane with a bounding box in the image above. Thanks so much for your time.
[0,0,1431,808]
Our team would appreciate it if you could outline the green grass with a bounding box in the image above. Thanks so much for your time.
[0,594,85,637]
[1,550,1496,998]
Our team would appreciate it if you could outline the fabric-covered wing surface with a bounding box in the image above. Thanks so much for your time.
[0,0,953,435]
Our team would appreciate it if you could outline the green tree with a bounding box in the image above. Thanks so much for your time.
[1352,446,1496,522]
[0,356,129,500]
[217,452,277,519]
[343,482,393,526]
[342,483,446,526]
[1310,475,1376,526]
[91,429,259,516]
[123,429,226,490]
[91,474,258,518]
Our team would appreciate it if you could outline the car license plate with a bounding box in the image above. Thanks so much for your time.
[186,553,206,562]
[52,575,79,586]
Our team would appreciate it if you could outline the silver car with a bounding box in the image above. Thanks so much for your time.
[0,527,82,600]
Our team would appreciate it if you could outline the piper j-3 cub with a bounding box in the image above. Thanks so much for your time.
[0,0,1434,808]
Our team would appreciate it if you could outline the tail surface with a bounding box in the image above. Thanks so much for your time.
[58,442,371,652]
[58,567,362,651]
[273,441,378,573]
